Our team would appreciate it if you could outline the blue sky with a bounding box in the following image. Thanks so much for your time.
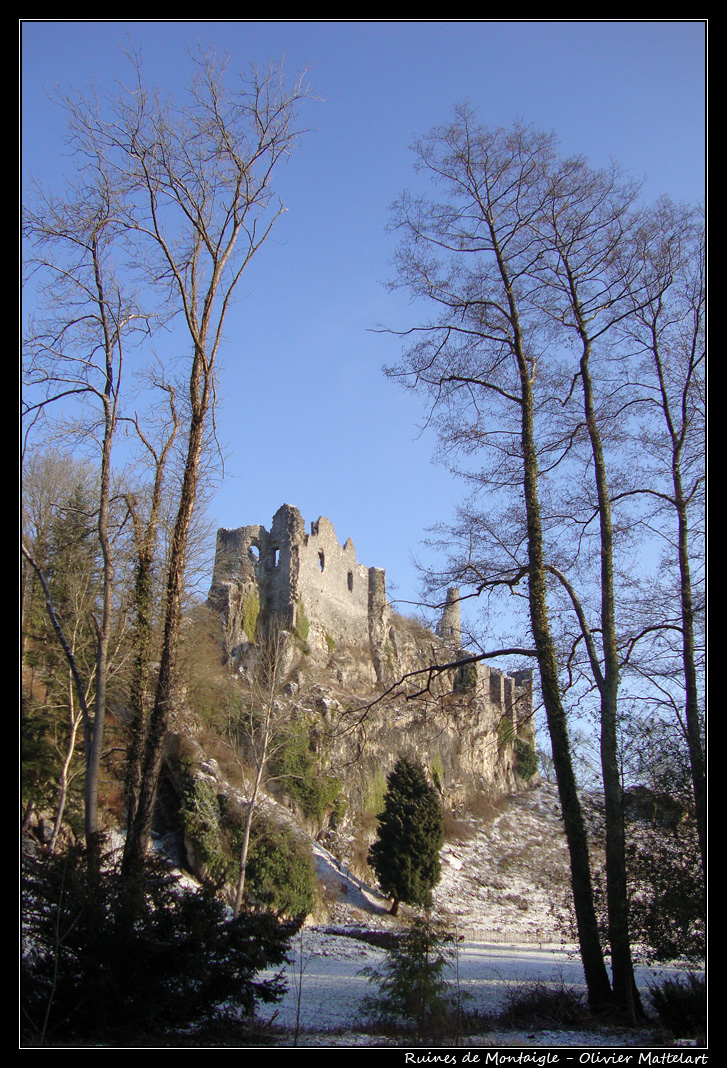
[22,20,706,629]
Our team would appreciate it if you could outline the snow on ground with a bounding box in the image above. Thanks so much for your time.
[433,783,578,942]
[254,785,701,1048]
[258,929,689,1048]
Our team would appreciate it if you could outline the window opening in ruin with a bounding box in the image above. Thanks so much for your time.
[271,547,279,567]
[318,551,325,572]
[347,570,353,592]
[248,544,260,562]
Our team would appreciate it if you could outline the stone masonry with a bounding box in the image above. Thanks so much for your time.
[208,504,391,659]
[207,506,536,798]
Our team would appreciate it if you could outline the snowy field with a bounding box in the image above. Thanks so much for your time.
[258,928,695,1048]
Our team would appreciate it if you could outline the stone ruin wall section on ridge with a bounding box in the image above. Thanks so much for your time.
[208,504,386,653]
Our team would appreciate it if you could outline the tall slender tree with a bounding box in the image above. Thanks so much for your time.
[387,110,705,1020]
[531,158,646,1020]
[23,171,147,867]
[618,203,705,869]
[56,48,311,876]
[386,113,614,1009]
[24,44,311,876]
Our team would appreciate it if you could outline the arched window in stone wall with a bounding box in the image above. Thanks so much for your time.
[347,570,353,592]
[271,547,279,567]
[318,551,325,572]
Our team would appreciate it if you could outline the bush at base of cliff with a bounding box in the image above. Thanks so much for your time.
[514,737,538,781]
[244,815,317,920]
[269,721,342,823]
[21,847,292,1046]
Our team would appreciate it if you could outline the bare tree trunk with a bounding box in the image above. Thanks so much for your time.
[123,405,207,877]
[49,673,83,854]
[384,114,616,1013]
[23,209,127,871]
[517,345,614,1013]
[642,268,706,869]
[487,204,613,1009]
[579,342,642,1023]
[124,393,179,835]
[675,487,706,868]
[233,774,261,918]
[85,374,116,870]
[231,631,286,917]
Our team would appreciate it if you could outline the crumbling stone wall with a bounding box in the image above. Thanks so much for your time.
[208,505,391,663]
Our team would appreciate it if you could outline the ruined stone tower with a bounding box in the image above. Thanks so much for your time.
[436,587,462,650]
[207,504,393,664]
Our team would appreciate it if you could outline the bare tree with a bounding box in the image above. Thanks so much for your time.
[529,157,646,1021]
[618,202,705,866]
[24,45,310,875]
[52,47,313,877]
[387,111,705,1022]
[386,112,614,1012]
[23,173,147,867]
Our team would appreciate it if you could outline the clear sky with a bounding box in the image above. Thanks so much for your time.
[21,20,706,629]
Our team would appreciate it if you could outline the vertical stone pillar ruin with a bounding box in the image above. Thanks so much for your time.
[436,587,462,651]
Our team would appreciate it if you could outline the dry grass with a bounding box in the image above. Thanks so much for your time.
[467,791,511,823]
[442,810,476,843]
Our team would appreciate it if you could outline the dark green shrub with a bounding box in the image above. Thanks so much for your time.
[270,722,341,822]
[182,775,233,884]
[514,737,538,780]
[497,716,516,748]
[368,756,443,915]
[360,916,458,1036]
[647,972,705,1038]
[591,812,704,966]
[627,828,704,964]
[180,771,317,921]
[21,847,292,1046]
[499,979,590,1030]
[245,816,316,920]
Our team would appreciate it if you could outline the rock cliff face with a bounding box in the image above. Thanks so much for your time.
[207,506,536,811]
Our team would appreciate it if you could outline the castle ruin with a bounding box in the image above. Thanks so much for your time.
[209,506,531,720]
[208,504,390,657]
[207,505,535,797]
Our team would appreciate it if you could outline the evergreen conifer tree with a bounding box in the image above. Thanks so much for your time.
[368,756,444,915]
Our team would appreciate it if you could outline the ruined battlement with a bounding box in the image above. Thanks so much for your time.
[208,507,531,722]
[208,504,391,658]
